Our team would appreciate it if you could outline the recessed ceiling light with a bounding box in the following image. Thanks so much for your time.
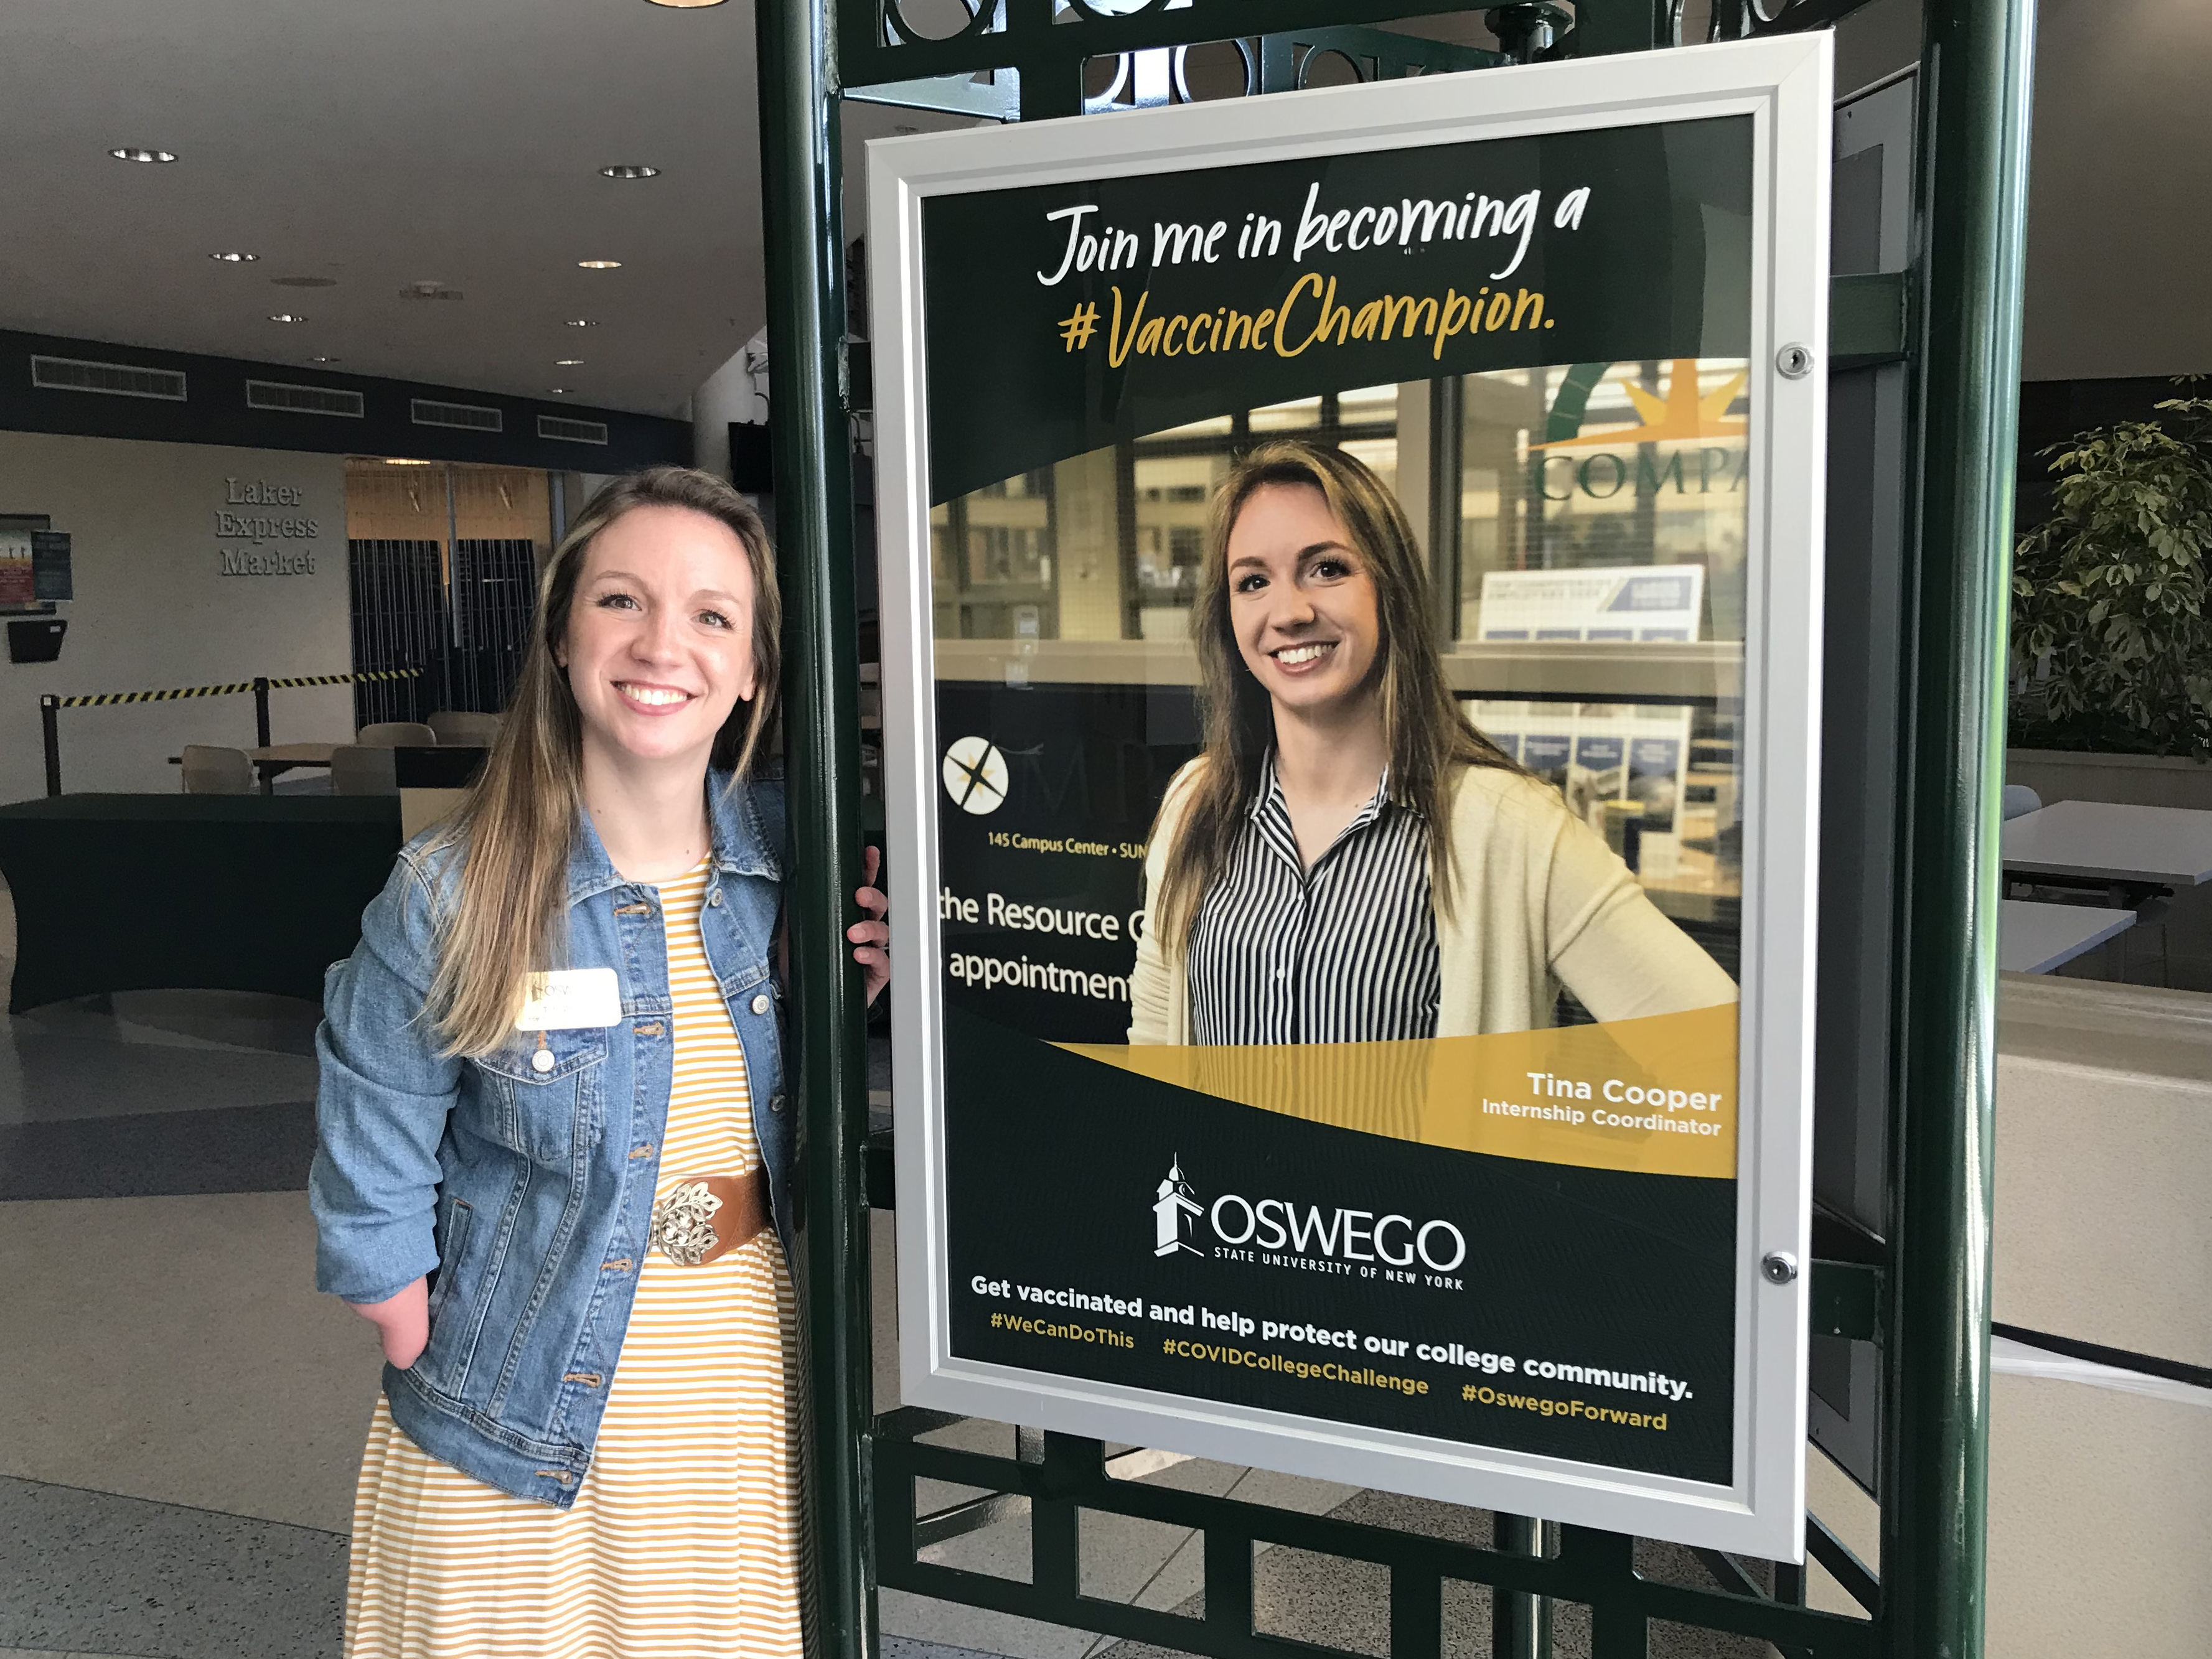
[209,251,258,263]
[577,259,623,270]
[111,146,177,163]
[310,355,340,363]
[556,358,584,366]
[385,459,437,466]
[566,318,596,328]
[599,165,660,180]
[549,388,569,395]
[642,0,728,8]
[268,313,307,324]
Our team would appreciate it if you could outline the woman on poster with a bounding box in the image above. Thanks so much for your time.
[1128,439,1733,1049]
[311,467,889,1658]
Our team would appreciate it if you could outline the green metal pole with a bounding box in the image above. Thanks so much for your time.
[1882,1,2036,1656]
[753,2,875,1657]
[1491,1513,1552,1659]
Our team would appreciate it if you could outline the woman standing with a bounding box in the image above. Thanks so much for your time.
[310,467,888,1657]
[1128,439,1732,1049]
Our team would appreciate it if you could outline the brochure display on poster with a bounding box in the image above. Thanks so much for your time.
[871,36,1830,1558]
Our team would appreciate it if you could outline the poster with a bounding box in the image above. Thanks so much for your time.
[32,531,73,602]
[1476,564,1705,642]
[875,36,1829,1557]
[0,531,32,607]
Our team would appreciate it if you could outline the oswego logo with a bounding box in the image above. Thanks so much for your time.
[1155,1157,1202,1256]
[1148,1157,1468,1278]
[942,736,1009,815]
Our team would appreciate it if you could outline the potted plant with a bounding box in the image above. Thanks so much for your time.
[2010,398,2212,764]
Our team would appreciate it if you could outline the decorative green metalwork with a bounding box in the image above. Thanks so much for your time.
[843,0,1512,122]
[1878,0,2039,1656]
[840,0,1890,123]
[757,0,2041,1653]
[1829,273,1913,370]
[752,5,877,1659]
[874,1422,1880,1655]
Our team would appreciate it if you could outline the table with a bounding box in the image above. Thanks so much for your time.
[1999,899,2137,975]
[2001,800,2212,890]
[0,794,401,1012]
[245,742,340,788]
[167,742,342,793]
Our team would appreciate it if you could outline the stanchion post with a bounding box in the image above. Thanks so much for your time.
[40,694,61,797]
[754,2,875,1659]
[1882,0,2038,1655]
[254,676,272,748]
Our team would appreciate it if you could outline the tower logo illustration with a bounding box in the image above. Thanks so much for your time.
[1154,1157,1204,1257]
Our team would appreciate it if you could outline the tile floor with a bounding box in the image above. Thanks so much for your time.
[0,877,1773,1659]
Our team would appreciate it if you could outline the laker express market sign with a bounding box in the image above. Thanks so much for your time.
[216,476,325,577]
[873,37,1832,1558]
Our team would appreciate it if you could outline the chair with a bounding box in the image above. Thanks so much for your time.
[330,744,399,796]
[180,744,252,795]
[2002,785,2044,821]
[427,710,502,747]
[357,721,436,748]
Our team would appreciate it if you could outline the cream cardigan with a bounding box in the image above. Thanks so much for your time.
[1127,759,1738,1044]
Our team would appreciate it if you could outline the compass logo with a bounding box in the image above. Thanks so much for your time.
[942,736,1009,815]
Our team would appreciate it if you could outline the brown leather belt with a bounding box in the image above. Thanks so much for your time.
[648,1169,771,1266]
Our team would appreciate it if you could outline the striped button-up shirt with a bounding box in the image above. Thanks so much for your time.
[1186,757,1441,1046]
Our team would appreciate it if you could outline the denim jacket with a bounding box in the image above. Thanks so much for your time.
[309,770,790,1509]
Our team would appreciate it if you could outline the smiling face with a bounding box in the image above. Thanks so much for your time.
[556,503,758,779]
[1225,481,1383,722]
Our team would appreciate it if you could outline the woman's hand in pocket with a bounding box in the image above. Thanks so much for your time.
[349,1276,431,1370]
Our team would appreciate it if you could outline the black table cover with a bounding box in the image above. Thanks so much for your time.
[0,794,403,1012]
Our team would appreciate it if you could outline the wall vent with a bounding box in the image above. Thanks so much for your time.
[246,379,364,418]
[537,414,609,446]
[411,398,502,433]
[30,354,187,401]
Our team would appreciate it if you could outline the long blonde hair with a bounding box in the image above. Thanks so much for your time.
[1151,439,1519,953]
[426,466,781,1055]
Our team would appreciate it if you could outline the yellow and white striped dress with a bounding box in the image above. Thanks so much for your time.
[344,861,810,1658]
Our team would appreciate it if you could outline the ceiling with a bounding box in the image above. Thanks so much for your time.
[0,0,967,421]
[0,0,2205,424]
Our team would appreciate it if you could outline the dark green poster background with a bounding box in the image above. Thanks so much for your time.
[937,681,1196,1044]
[922,111,1753,1486]
[945,1006,1737,1482]
[932,682,1737,1484]
[923,114,1751,502]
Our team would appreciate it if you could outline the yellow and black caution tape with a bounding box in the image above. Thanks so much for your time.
[50,667,419,708]
[265,670,421,689]
[53,681,258,708]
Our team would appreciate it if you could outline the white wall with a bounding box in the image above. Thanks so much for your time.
[0,430,353,805]
[2024,0,2212,380]
[1832,0,2212,382]
[691,336,769,484]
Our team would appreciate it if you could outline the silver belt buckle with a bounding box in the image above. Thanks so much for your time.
[649,1179,723,1266]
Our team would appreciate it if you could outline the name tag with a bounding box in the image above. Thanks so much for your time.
[515,968,622,1031]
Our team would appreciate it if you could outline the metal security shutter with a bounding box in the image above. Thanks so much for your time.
[449,538,537,713]
[347,539,448,727]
